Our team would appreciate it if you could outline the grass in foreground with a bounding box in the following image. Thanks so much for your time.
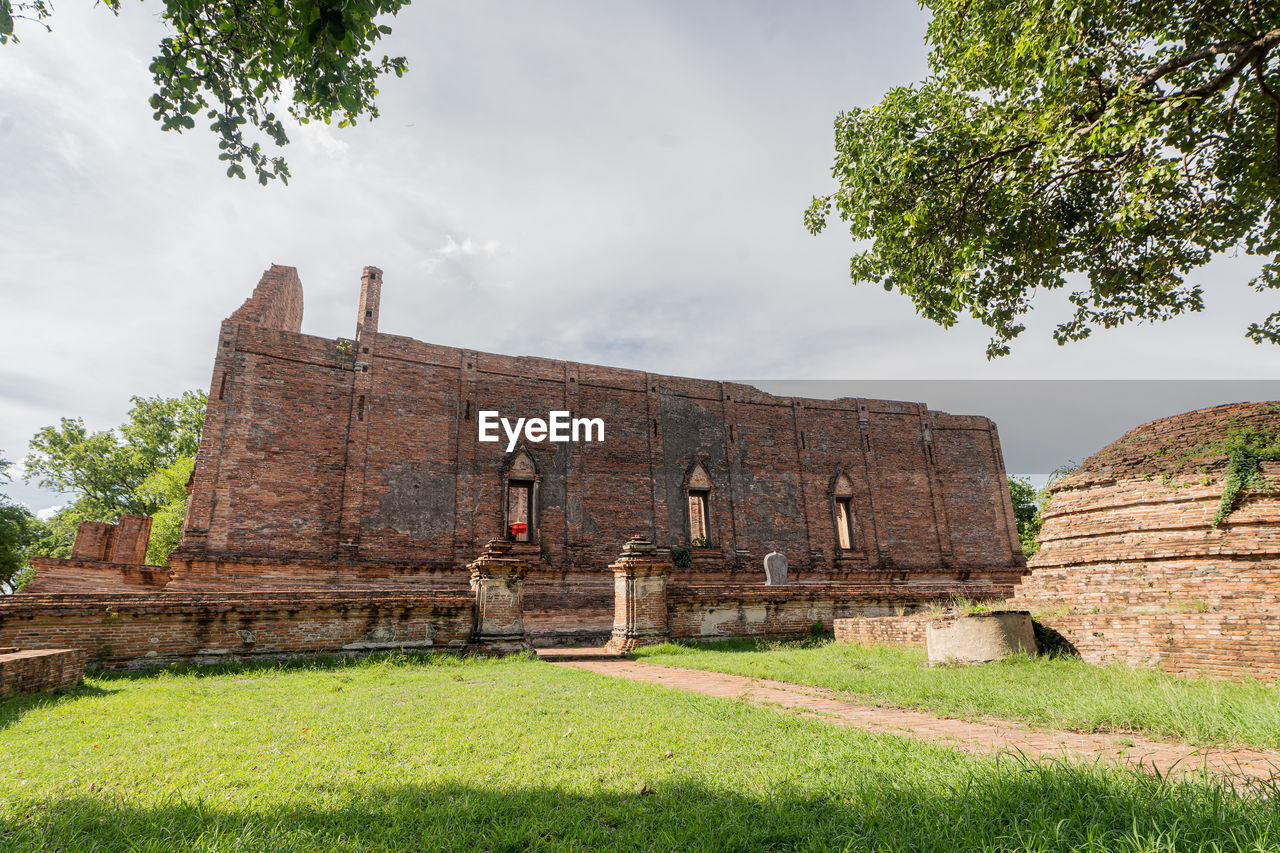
[631,638,1280,748]
[2,653,1279,852]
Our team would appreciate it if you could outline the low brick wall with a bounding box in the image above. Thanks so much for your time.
[666,584,1005,642]
[0,648,87,699]
[1039,611,1280,680]
[833,615,930,647]
[25,556,172,594]
[0,592,476,669]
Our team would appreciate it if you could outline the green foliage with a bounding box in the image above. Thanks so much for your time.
[690,536,709,549]
[0,499,43,593]
[670,545,692,568]
[635,637,1280,748]
[808,1,1280,356]
[1210,427,1280,528]
[25,391,206,564]
[0,0,409,185]
[3,654,1279,851]
[1007,475,1042,558]
[0,451,46,593]
[137,456,196,565]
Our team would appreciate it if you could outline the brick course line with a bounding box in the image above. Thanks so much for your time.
[549,656,1280,782]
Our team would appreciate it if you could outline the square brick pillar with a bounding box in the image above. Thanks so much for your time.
[605,535,671,654]
[467,539,533,655]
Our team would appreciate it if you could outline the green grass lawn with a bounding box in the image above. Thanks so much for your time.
[631,638,1280,749]
[1,655,1278,851]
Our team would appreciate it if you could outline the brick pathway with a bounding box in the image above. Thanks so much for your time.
[542,651,1280,782]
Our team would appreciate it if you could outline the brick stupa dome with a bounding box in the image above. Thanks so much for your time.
[1008,400,1280,679]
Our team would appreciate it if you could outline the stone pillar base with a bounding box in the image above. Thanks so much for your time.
[607,535,671,654]
[467,540,532,654]
[469,636,534,656]
[604,632,668,655]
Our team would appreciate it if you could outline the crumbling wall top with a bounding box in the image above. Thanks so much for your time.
[229,264,304,333]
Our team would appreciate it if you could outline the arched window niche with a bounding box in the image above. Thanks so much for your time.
[831,471,857,551]
[503,447,540,543]
[685,461,714,547]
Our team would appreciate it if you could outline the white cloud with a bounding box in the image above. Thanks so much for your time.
[36,505,63,522]
[439,235,503,259]
[2,0,1279,510]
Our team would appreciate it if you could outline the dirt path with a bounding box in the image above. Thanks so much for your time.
[539,650,1280,782]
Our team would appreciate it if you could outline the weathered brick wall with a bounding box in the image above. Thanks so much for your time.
[1037,613,1280,680]
[666,584,1007,641]
[833,615,929,646]
[72,521,116,561]
[173,266,1025,604]
[0,649,86,699]
[24,557,171,595]
[0,592,475,669]
[110,515,152,565]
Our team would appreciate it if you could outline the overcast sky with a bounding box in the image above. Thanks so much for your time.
[3,0,1279,513]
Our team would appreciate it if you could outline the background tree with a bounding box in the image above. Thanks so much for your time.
[0,452,45,593]
[807,1,1280,357]
[25,391,206,564]
[0,0,409,184]
[1007,475,1043,559]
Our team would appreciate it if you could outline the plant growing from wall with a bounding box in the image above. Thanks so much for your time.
[1211,428,1280,529]
[670,546,692,568]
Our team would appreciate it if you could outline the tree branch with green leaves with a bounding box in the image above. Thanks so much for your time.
[807,0,1280,357]
[0,0,409,184]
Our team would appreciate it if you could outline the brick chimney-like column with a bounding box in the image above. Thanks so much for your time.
[467,539,533,654]
[605,535,671,654]
[337,266,383,560]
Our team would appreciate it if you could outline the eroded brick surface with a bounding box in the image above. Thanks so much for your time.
[0,648,86,698]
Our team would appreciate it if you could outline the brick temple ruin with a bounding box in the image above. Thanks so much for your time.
[0,264,1028,666]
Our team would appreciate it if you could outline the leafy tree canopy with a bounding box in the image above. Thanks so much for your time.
[807,1,1280,357]
[0,451,45,592]
[0,0,409,184]
[26,390,205,518]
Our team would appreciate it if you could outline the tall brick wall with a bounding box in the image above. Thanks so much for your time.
[172,266,1025,609]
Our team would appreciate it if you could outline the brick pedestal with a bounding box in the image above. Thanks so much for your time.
[606,536,671,654]
[467,540,533,654]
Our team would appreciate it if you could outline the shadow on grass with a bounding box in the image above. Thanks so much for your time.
[0,682,117,732]
[89,649,486,683]
[2,758,1278,852]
